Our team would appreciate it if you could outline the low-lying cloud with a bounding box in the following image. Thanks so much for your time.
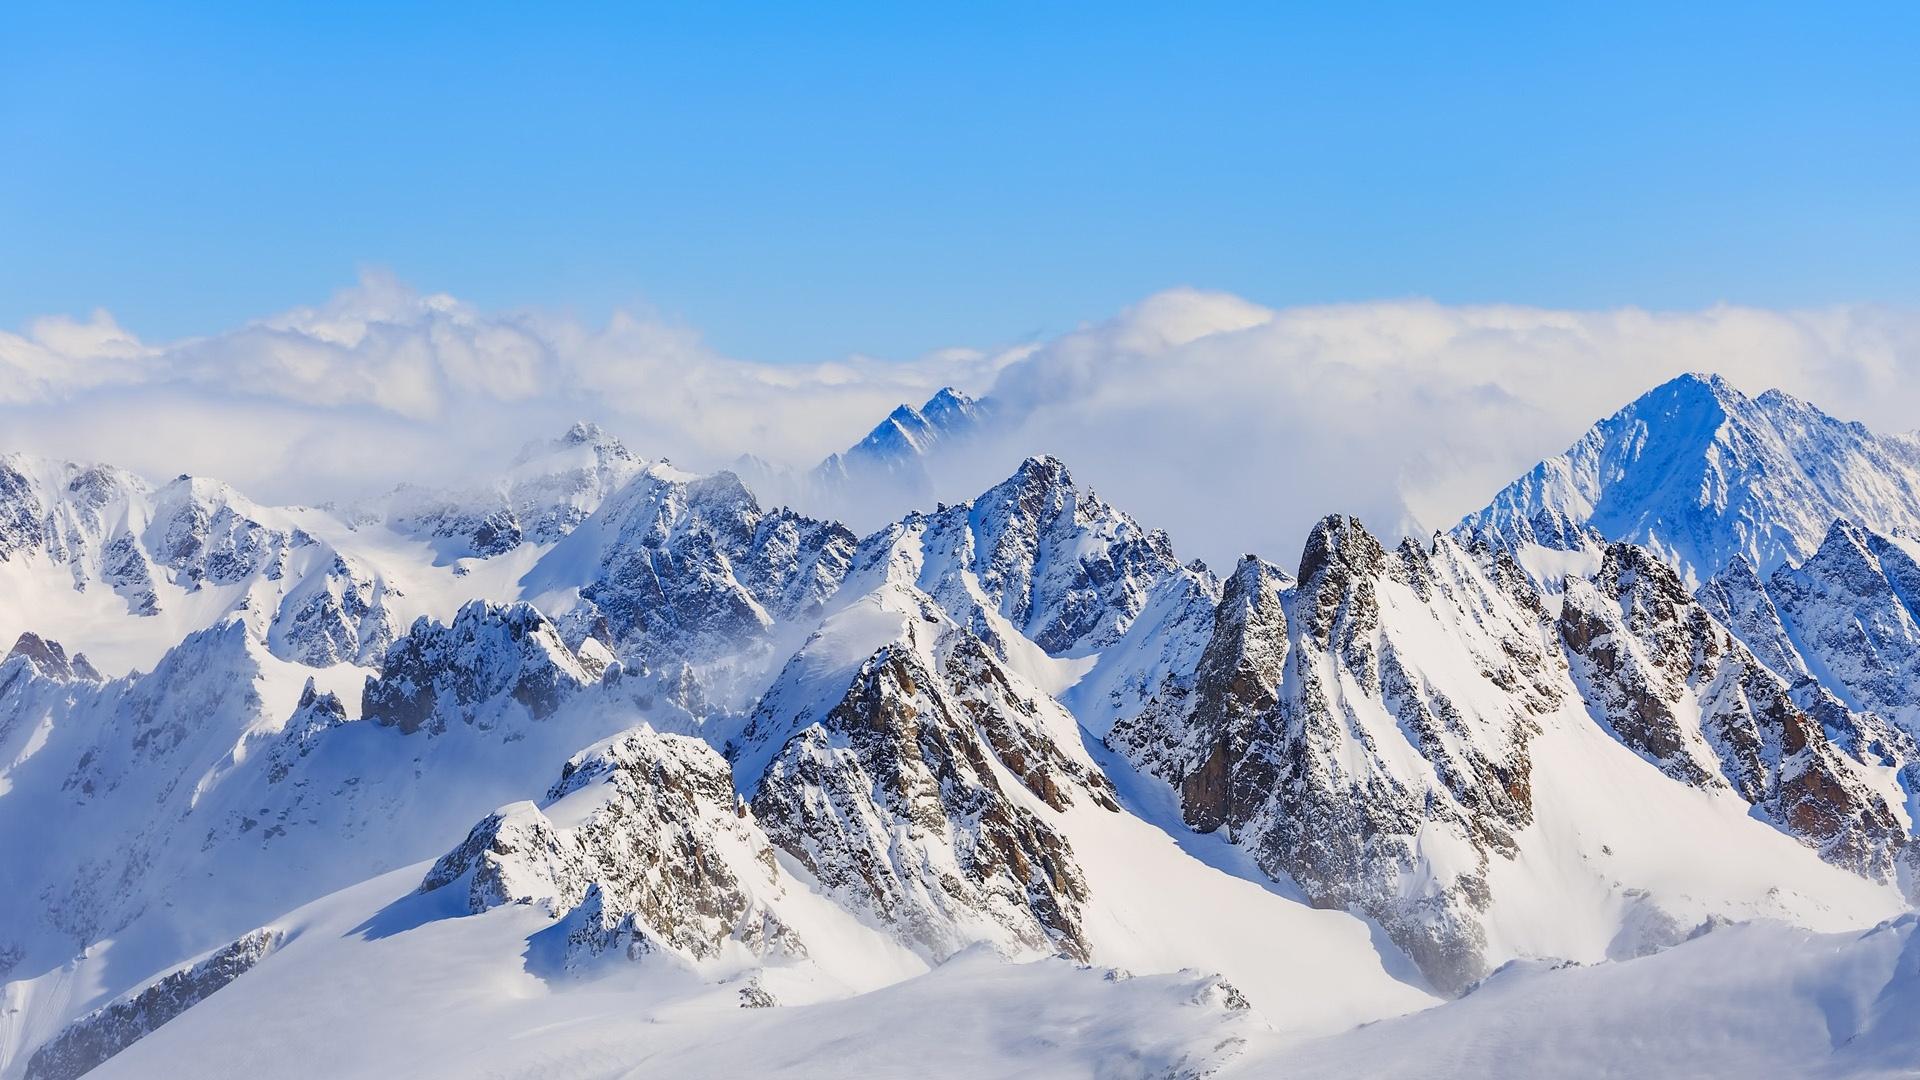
[4,271,1916,569]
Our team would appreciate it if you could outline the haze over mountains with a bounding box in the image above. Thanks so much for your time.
[4,372,1920,1078]
[11,275,1920,570]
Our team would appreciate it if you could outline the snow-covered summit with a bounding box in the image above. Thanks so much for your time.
[815,386,989,485]
[1460,372,1920,585]
[10,375,1920,1077]
[384,420,645,561]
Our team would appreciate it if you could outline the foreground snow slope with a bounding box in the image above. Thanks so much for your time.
[84,871,1920,1080]
[83,866,1258,1080]
[1277,915,1920,1080]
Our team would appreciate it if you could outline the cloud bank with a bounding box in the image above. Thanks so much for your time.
[4,271,1916,569]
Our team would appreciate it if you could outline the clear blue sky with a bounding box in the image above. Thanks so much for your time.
[3,2,1915,362]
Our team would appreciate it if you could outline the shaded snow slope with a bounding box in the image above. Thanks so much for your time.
[1277,916,1920,1080]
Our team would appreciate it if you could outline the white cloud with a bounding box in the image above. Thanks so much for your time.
[2,272,1916,571]
[924,291,1920,568]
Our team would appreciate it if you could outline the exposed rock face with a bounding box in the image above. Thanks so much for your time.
[264,679,349,785]
[528,465,856,674]
[1110,556,1290,835]
[1696,554,1811,683]
[269,552,396,666]
[0,452,404,666]
[0,454,158,614]
[363,602,609,735]
[848,455,1185,661]
[5,633,102,683]
[1107,518,1908,991]
[419,727,799,969]
[1765,521,1920,733]
[22,927,280,1080]
[745,594,1117,964]
[1563,542,1908,882]
[15,397,1920,1074]
[1461,372,1920,584]
[1114,517,1565,994]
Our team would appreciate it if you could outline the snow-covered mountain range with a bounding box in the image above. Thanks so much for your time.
[5,373,1920,1078]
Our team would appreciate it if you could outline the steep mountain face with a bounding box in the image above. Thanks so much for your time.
[11,377,1920,1078]
[383,421,643,561]
[747,602,1118,963]
[1058,559,1221,738]
[812,387,989,496]
[0,619,284,994]
[1109,513,1916,994]
[0,455,405,671]
[1110,519,1558,993]
[1106,554,1293,835]
[1461,372,1920,585]
[0,455,158,613]
[847,455,1185,663]
[523,464,855,701]
[420,726,800,972]
[1764,522,1920,733]
[729,568,1431,1035]
[4,633,101,685]
[0,601,662,1073]
[361,601,611,735]
[1560,542,1909,883]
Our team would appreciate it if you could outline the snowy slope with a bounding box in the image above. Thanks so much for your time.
[1108,516,1908,993]
[1275,915,1920,1080]
[0,423,647,677]
[1461,372,1920,586]
[67,881,1920,1079]
[6,375,1920,1078]
[75,865,1258,1080]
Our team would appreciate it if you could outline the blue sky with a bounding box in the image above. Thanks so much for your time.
[3,2,1915,363]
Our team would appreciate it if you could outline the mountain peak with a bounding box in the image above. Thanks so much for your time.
[513,420,633,467]
[6,631,102,682]
[920,386,978,426]
[1297,513,1385,584]
[1011,454,1072,489]
[811,387,991,498]
[562,420,606,444]
[1460,372,1920,582]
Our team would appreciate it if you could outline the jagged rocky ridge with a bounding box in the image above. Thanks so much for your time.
[521,462,856,708]
[1560,542,1907,882]
[361,601,614,735]
[747,603,1120,963]
[419,726,801,971]
[21,929,279,1080]
[8,381,1920,1075]
[1110,515,1918,992]
[1703,520,1920,737]
[846,455,1183,659]
[1110,520,1560,993]
[809,386,990,505]
[0,454,401,668]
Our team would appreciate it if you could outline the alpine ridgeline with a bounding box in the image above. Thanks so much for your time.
[4,377,1920,1078]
